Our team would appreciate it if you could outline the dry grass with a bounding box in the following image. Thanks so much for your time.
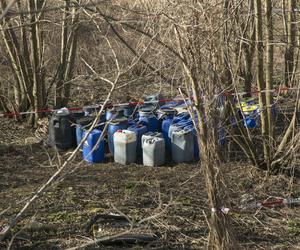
[0,118,300,249]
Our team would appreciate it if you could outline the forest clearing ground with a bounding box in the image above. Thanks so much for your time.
[0,118,300,249]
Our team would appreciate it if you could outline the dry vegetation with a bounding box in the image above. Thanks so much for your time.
[1,118,300,249]
[0,0,300,249]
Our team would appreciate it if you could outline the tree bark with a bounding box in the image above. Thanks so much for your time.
[284,0,296,87]
[55,0,70,108]
[62,3,79,107]
[254,0,270,168]
[265,0,274,168]
[55,0,79,108]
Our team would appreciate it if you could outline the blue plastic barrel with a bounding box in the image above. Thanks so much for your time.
[82,129,105,163]
[176,119,193,130]
[106,109,114,121]
[123,104,136,117]
[76,116,94,145]
[108,118,128,155]
[70,111,85,146]
[244,117,256,128]
[161,115,176,150]
[76,115,106,145]
[98,114,106,130]
[92,114,106,130]
[159,109,177,151]
[173,112,190,124]
[138,110,158,132]
[128,118,136,126]
[160,101,180,109]
[106,107,124,121]
[242,108,260,129]
[157,108,177,132]
[127,124,148,159]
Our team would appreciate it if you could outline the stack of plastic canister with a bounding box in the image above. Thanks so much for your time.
[168,118,193,148]
[171,127,194,163]
[167,117,194,163]
[75,116,95,146]
[123,103,137,118]
[158,108,178,148]
[114,130,137,165]
[82,129,105,163]
[75,112,105,146]
[184,125,199,160]
[237,98,260,129]
[108,118,128,155]
[166,110,201,162]
[138,108,158,132]
[142,132,165,166]
[106,107,125,121]
[127,124,148,161]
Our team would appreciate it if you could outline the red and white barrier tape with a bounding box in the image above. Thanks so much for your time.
[0,98,177,118]
[211,197,300,214]
[0,86,298,118]
[239,197,300,210]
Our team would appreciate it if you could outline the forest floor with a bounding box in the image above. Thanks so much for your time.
[0,111,300,249]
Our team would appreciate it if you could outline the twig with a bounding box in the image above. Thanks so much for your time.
[0,51,120,242]
[0,0,17,22]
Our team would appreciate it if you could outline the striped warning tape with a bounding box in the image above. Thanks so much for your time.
[0,98,176,118]
[0,86,298,118]
[212,197,300,214]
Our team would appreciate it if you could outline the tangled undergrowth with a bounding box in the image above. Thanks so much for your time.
[0,118,300,249]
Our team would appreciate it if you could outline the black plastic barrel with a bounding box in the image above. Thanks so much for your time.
[49,109,76,150]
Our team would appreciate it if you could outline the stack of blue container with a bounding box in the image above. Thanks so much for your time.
[48,94,231,165]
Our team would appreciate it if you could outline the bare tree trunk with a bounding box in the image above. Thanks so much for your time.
[62,3,79,107]
[284,0,296,87]
[272,81,300,171]
[55,0,79,108]
[254,0,270,168]
[55,0,70,108]
[175,23,237,249]
[0,0,32,111]
[0,0,46,124]
[241,0,255,95]
[28,0,45,125]
[265,0,274,167]
[243,48,254,95]
[192,79,236,250]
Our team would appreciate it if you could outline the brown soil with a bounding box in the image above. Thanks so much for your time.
[0,118,300,249]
